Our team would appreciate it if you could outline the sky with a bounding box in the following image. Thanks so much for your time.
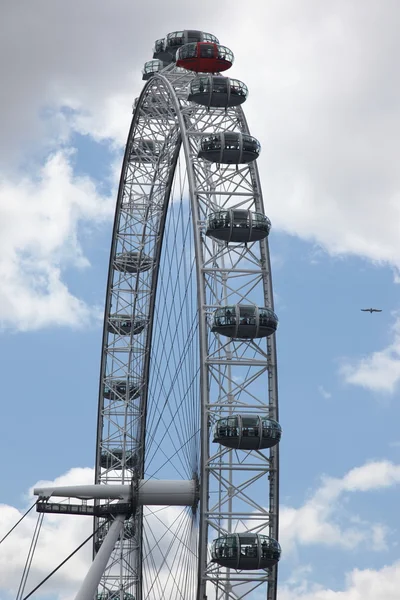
[0,0,400,598]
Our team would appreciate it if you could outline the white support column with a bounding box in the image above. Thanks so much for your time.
[75,515,125,600]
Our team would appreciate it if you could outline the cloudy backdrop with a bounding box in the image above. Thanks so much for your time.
[1,0,400,598]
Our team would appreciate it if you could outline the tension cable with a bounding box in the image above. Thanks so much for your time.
[16,510,45,600]
[21,524,101,600]
[0,500,37,546]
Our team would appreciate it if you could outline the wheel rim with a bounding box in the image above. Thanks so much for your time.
[95,56,280,600]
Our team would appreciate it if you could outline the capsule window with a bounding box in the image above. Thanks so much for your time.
[202,135,221,152]
[242,417,258,427]
[169,37,182,47]
[144,60,161,74]
[203,32,219,43]
[262,419,281,437]
[208,211,224,229]
[264,427,278,439]
[225,536,238,549]
[224,211,231,226]
[213,538,237,559]
[230,79,246,96]
[154,39,165,53]
[186,30,200,42]
[239,306,256,325]
[241,137,255,152]
[242,416,259,437]
[199,78,209,92]
[241,542,257,557]
[179,43,197,60]
[260,535,280,551]
[200,44,215,58]
[259,308,278,327]
[252,213,269,229]
[215,417,239,438]
[214,306,236,326]
[232,210,249,227]
[167,31,184,47]
[217,46,234,63]
[224,135,240,151]
[192,77,209,94]
[227,417,239,436]
[213,78,228,93]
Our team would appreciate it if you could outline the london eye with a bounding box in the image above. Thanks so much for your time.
[34,29,282,600]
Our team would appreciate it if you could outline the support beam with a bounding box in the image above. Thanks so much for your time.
[34,484,130,500]
[34,479,197,506]
[74,515,125,600]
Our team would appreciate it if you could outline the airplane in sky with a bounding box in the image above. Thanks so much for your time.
[361,308,382,313]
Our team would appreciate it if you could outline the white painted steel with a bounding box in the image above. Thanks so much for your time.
[34,484,130,500]
[75,515,125,600]
[93,53,280,600]
[34,480,196,505]
[136,479,197,505]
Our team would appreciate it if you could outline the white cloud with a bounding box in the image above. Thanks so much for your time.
[221,1,400,270]
[279,560,400,600]
[2,459,400,599]
[0,0,234,167]
[317,386,332,399]
[1,1,400,330]
[340,315,400,393]
[0,468,94,600]
[0,150,114,331]
[340,460,400,492]
[2,0,400,276]
[1,468,198,600]
[280,459,400,553]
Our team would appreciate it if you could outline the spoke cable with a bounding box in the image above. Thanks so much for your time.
[21,524,101,600]
[16,511,44,600]
[0,500,37,546]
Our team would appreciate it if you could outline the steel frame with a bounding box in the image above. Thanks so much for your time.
[94,62,279,600]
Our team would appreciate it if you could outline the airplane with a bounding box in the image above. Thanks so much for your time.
[361,308,382,313]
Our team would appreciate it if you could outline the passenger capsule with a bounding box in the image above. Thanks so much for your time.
[211,305,278,339]
[206,209,271,243]
[176,42,234,73]
[213,415,282,450]
[130,139,161,163]
[114,251,153,274]
[198,133,260,164]
[100,448,137,469]
[153,38,171,62]
[142,59,166,80]
[153,30,219,62]
[107,315,146,336]
[188,76,248,108]
[103,380,141,400]
[211,533,281,570]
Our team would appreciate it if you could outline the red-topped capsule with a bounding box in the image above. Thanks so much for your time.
[176,42,234,73]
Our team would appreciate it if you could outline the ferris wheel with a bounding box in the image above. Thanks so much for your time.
[34,29,281,600]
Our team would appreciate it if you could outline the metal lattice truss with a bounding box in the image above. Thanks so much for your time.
[94,64,279,600]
